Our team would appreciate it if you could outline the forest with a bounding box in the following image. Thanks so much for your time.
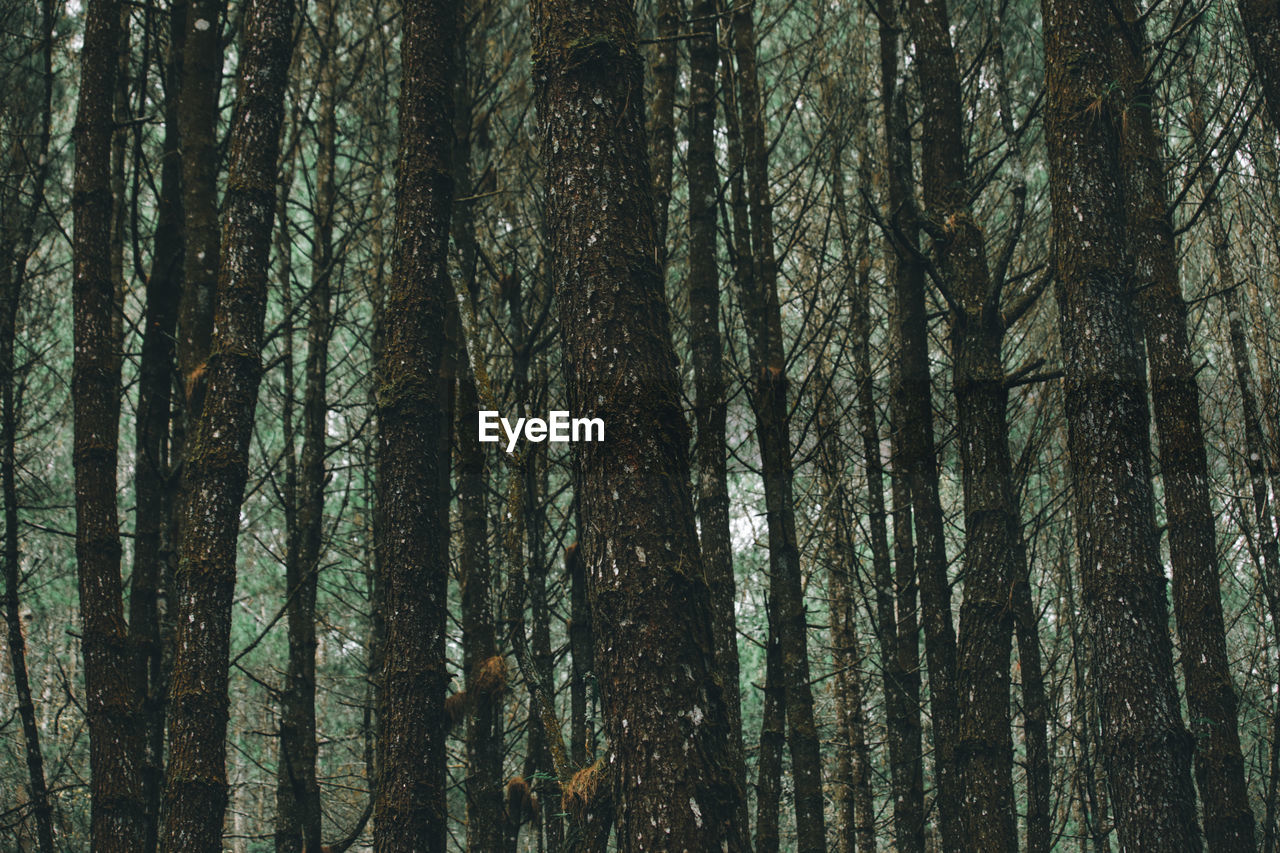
[2,0,1280,846]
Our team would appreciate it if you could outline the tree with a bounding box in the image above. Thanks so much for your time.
[1042,0,1202,844]
[531,0,750,846]
[370,0,455,847]
[158,0,295,843]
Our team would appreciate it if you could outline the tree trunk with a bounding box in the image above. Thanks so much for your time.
[276,3,335,847]
[727,2,827,847]
[158,0,295,845]
[685,0,748,830]
[72,0,148,845]
[131,2,186,849]
[648,0,680,268]
[0,0,57,845]
[1236,0,1280,132]
[1118,19,1256,849]
[531,0,750,846]
[371,0,455,849]
[877,14,927,850]
[1042,0,1202,844]
[176,0,225,420]
[814,362,877,853]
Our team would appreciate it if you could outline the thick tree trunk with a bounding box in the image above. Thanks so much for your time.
[158,0,295,845]
[371,0,455,849]
[1042,0,1202,845]
[72,0,148,845]
[131,3,185,848]
[1117,22,1256,850]
[531,0,750,846]
[727,3,827,848]
[276,4,335,848]
[1236,0,1280,132]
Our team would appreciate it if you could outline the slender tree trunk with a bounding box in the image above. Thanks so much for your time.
[531,0,750,845]
[371,0,454,848]
[276,4,335,848]
[158,0,295,845]
[176,0,225,417]
[685,0,748,829]
[72,0,148,845]
[727,3,827,847]
[452,9,504,847]
[1042,0,1202,844]
[878,1,961,845]
[0,0,57,846]
[131,3,185,849]
[648,0,680,266]
[1117,19,1256,850]
[876,14,927,850]
[814,365,876,853]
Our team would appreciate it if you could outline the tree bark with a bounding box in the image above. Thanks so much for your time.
[685,0,748,830]
[726,2,827,847]
[1236,0,1280,132]
[370,0,455,849]
[72,0,148,845]
[276,3,335,848]
[158,0,295,844]
[1042,0,1202,844]
[877,13,927,850]
[1118,18,1256,849]
[131,3,186,849]
[531,0,751,846]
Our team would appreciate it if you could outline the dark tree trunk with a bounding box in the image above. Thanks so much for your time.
[904,0,1031,843]
[531,0,750,846]
[876,14,927,850]
[879,0,961,844]
[371,0,455,850]
[814,364,876,853]
[72,0,148,845]
[1117,20,1256,850]
[1236,0,1280,132]
[131,2,185,849]
[1042,0,1202,845]
[452,7,504,846]
[0,0,57,845]
[158,0,295,844]
[648,0,680,267]
[755,618,785,853]
[685,0,748,828]
[176,0,225,419]
[276,3,335,848]
[727,2,827,847]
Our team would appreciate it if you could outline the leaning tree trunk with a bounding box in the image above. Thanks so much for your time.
[1042,0,1202,845]
[531,0,750,846]
[1116,15,1256,850]
[157,0,295,845]
[72,0,148,846]
[370,0,455,849]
